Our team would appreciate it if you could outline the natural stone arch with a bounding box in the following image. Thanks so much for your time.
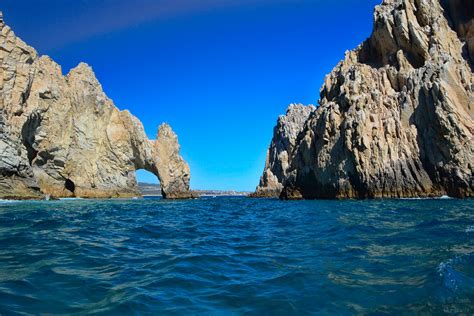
[0,13,194,199]
[132,123,193,199]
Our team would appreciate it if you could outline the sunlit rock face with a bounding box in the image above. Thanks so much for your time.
[259,0,473,199]
[0,13,193,199]
[252,104,315,197]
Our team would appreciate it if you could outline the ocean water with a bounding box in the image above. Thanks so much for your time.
[0,197,473,315]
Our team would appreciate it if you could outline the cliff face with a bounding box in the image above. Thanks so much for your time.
[257,0,473,199]
[0,13,193,199]
[252,104,315,197]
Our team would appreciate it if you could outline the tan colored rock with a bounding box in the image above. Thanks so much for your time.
[251,104,315,197]
[0,12,193,199]
[153,124,195,199]
[258,0,473,199]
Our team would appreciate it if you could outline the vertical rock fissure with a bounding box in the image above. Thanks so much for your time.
[21,112,42,165]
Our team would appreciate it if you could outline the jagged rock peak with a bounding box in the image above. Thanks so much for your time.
[0,14,193,199]
[256,0,473,200]
[154,123,196,199]
[68,62,94,77]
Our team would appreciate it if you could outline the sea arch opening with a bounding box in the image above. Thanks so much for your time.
[135,169,162,197]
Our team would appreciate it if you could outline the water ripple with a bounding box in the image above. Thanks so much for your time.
[0,197,472,314]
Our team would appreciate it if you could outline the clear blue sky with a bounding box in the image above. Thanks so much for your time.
[2,0,379,191]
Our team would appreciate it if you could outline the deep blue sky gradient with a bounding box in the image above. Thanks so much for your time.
[2,0,380,190]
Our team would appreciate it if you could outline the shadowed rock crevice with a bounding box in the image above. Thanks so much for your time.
[21,112,42,165]
[64,179,75,194]
[440,0,474,67]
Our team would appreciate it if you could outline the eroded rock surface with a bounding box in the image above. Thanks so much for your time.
[0,13,193,199]
[257,0,473,199]
[252,104,315,197]
[153,124,195,199]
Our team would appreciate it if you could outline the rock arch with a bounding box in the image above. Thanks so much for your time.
[0,13,194,199]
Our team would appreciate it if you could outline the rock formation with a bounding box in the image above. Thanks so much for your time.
[255,0,473,199]
[251,104,315,197]
[0,12,193,199]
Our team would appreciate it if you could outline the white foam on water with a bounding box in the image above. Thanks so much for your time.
[437,253,474,295]
[439,195,452,199]
[438,257,460,291]
[0,200,21,204]
[399,195,454,200]
[466,226,474,233]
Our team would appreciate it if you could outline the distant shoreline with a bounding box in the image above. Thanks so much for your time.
[138,182,250,197]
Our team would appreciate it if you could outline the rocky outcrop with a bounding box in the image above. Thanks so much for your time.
[257,0,474,199]
[0,112,42,199]
[154,124,195,199]
[252,104,315,197]
[0,13,193,199]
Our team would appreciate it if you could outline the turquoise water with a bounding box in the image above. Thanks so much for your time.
[0,197,473,314]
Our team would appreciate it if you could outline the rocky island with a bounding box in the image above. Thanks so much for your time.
[0,12,194,199]
[255,0,473,199]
